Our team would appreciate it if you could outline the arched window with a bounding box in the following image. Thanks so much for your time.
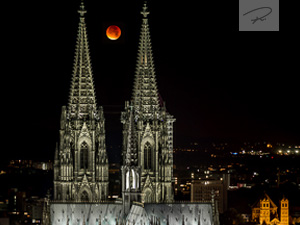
[126,171,130,190]
[81,191,89,202]
[80,142,88,170]
[132,169,136,189]
[144,188,153,203]
[144,142,152,170]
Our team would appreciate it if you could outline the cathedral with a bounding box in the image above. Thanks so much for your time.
[53,0,109,202]
[48,1,219,224]
[251,193,289,225]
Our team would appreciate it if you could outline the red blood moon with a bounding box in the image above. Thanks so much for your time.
[106,25,121,40]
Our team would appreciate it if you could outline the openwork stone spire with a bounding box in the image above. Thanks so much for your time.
[121,0,176,204]
[54,0,109,202]
[125,106,138,166]
[132,1,160,118]
[68,0,97,118]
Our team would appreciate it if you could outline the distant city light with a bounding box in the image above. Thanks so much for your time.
[267,144,272,148]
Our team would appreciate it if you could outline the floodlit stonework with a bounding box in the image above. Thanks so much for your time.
[121,2,175,204]
[53,1,109,202]
[251,193,289,225]
[47,1,219,225]
[50,202,214,225]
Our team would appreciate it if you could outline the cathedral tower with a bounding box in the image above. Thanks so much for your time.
[53,0,109,202]
[121,107,141,214]
[280,197,289,225]
[121,1,175,204]
[259,197,271,225]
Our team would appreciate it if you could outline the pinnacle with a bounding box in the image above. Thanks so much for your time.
[141,1,150,18]
[132,1,160,117]
[78,0,87,17]
[68,0,97,118]
[125,108,137,166]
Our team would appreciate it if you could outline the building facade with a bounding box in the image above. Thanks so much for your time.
[53,1,109,202]
[251,193,289,225]
[49,1,218,224]
[191,174,229,214]
[120,2,175,204]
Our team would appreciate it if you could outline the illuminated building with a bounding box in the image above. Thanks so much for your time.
[49,1,218,224]
[191,174,229,214]
[53,0,109,201]
[120,1,175,204]
[251,193,289,225]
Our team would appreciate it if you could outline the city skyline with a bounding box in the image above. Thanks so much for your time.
[2,0,299,162]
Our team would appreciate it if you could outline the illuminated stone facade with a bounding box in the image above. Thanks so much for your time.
[53,1,109,202]
[251,193,289,225]
[49,1,219,225]
[121,3,175,204]
[50,203,214,225]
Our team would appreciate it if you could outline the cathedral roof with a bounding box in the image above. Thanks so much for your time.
[251,193,278,209]
[132,1,160,118]
[51,202,214,225]
[51,203,124,225]
[68,0,97,118]
[144,203,213,225]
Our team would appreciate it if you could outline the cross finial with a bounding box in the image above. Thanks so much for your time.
[129,104,134,112]
[78,0,87,17]
[141,1,150,18]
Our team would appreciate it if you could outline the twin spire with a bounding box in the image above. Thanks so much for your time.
[132,1,160,118]
[68,0,97,118]
[68,1,159,119]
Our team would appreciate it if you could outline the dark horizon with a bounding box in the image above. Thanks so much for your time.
[2,0,299,162]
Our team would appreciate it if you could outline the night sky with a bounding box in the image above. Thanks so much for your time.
[2,0,299,162]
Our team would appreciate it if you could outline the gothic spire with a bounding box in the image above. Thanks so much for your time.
[132,1,160,118]
[125,106,138,166]
[68,0,97,118]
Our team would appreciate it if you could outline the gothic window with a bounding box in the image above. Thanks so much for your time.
[144,142,152,170]
[144,188,153,203]
[80,142,88,170]
[126,171,130,190]
[132,169,136,189]
[81,191,89,202]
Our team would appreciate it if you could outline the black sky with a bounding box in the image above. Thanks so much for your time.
[2,0,299,162]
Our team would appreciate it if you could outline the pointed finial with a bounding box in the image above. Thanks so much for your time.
[78,0,87,17]
[141,1,150,18]
[129,103,134,112]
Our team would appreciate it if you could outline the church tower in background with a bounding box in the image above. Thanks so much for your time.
[280,197,289,225]
[53,0,109,202]
[121,1,176,204]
